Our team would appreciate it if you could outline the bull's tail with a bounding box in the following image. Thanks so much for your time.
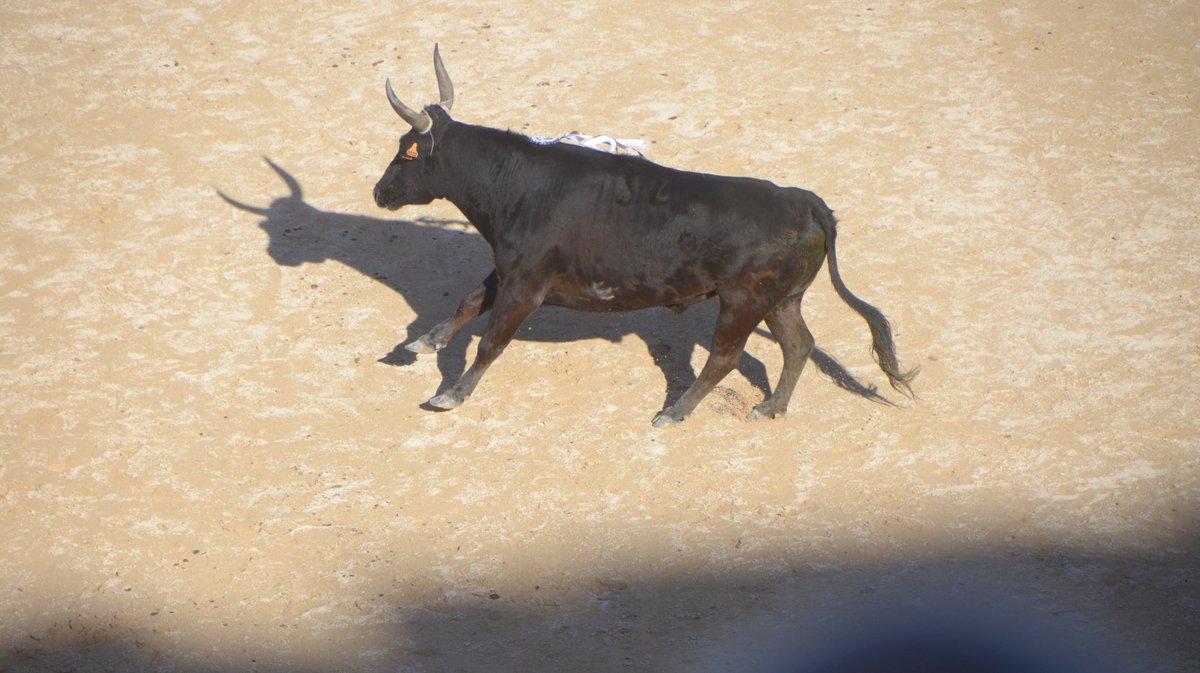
[814,204,919,396]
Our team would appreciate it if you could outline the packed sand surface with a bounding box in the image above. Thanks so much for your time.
[2,1,1198,671]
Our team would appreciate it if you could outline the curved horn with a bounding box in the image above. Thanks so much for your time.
[385,78,432,133]
[433,43,453,111]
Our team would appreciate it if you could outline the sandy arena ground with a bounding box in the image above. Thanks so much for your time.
[2,1,1198,671]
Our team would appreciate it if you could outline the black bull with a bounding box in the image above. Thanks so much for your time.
[373,47,916,426]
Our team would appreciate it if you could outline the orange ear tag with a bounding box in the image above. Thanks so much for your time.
[404,142,420,159]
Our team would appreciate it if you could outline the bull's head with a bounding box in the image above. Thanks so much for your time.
[373,44,455,210]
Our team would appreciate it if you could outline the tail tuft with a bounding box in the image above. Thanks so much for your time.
[813,203,918,398]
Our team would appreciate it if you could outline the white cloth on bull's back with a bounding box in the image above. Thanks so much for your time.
[529,131,647,156]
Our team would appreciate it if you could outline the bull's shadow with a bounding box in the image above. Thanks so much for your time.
[220,159,887,415]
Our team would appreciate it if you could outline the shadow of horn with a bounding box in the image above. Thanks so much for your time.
[264,156,303,200]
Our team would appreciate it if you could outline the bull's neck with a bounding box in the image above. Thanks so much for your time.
[433,121,526,245]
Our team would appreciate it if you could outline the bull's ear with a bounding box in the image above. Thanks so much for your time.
[434,43,453,111]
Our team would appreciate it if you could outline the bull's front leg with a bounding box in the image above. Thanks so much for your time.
[407,270,499,354]
[426,280,544,410]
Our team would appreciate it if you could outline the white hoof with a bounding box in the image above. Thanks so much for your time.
[405,337,438,354]
[651,412,680,428]
[427,392,462,410]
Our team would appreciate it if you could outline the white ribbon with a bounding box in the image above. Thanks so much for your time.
[530,131,647,156]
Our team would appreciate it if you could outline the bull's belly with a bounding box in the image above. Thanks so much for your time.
[543,276,713,313]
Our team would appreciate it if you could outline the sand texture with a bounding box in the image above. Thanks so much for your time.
[2,1,1198,671]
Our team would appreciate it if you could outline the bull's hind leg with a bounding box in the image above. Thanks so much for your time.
[407,270,498,353]
[652,296,763,427]
[748,291,815,420]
